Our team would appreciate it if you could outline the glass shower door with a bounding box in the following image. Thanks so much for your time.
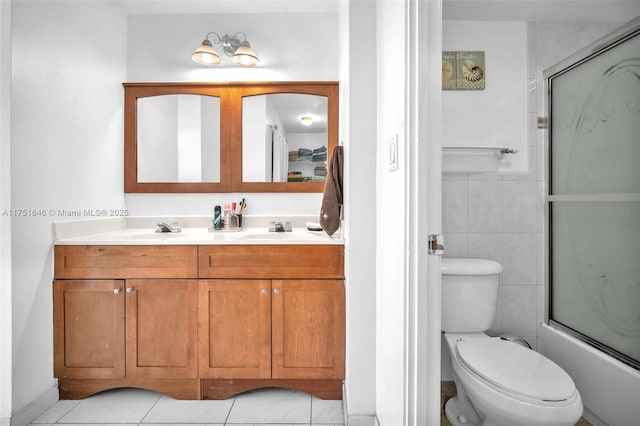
[546,18,640,370]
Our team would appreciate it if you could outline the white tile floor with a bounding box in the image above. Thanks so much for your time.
[28,388,345,426]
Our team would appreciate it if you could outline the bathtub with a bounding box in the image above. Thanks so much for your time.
[539,323,640,425]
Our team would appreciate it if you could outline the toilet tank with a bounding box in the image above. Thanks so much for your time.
[441,258,502,333]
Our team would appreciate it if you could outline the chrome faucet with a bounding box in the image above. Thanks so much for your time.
[269,220,292,232]
[156,222,181,233]
[271,221,285,232]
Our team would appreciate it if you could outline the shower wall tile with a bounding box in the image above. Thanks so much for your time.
[537,138,545,181]
[571,22,618,52]
[442,180,468,232]
[467,172,502,181]
[503,181,537,233]
[537,169,546,236]
[502,233,537,285]
[468,233,502,266]
[537,22,575,66]
[468,180,502,232]
[488,286,504,336]
[536,66,545,117]
[504,146,537,182]
[443,233,468,258]
[537,285,546,328]
[527,22,538,79]
[502,285,538,337]
[442,172,468,182]
[528,113,537,147]
[528,78,537,113]
[537,233,545,286]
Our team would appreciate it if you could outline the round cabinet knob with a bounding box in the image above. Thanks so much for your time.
[113,288,121,294]
[273,288,280,294]
[261,288,268,294]
[126,287,133,294]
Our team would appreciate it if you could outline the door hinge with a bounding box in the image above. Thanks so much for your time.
[428,234,444,256]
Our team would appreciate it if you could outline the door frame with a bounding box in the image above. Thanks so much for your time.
[404,0,442,424]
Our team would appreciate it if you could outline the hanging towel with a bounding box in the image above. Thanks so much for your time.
[320,146,343,236]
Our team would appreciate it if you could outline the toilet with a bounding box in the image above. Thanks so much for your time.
[442,258,583,426]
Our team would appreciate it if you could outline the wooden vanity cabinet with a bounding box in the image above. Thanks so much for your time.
[53,246,199,399]
[198,245,345,400]
[53,244,345,401]
[53,279,125,380]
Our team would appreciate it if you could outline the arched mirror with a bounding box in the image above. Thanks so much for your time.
[124,82,338,193]
[231,83,339,193]
[242,93,328,182]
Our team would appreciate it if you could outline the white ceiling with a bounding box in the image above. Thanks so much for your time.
[118,0,340,15]
[116,0,640,23]
[443,0,640,23]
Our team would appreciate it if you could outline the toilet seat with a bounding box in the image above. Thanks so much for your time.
[455,338,576,403]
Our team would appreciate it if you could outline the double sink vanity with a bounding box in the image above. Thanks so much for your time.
[52,216,345,401]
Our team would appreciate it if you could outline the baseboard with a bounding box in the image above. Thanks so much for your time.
[10,384,58,426]
[348,415,378,426]
[342,381,377,426]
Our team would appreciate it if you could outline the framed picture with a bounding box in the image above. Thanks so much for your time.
[442,51,485,90]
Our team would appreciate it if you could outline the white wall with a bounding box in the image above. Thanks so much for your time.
[375,1,407,424]
[10,4,380,422]
[11,1,127,413]
[442,21,528,172]
[441,20,623,379]
[1,1,12,424]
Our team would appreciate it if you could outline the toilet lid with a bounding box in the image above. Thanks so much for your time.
[456,338,576,402]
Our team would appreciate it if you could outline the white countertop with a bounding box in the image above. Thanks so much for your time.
[53,216,344,246]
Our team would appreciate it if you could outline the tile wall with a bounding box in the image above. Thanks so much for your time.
[442,21,622,349]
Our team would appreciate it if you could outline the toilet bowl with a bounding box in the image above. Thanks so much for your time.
[442,258,583,426]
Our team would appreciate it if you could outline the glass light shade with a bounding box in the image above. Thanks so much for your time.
[300,116,313,126]
[192,41,221,66]
[231,45,260,67]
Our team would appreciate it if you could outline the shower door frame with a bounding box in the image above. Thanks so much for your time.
[544,16,640,372]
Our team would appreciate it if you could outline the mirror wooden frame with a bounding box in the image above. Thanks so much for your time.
[124,82,339,193]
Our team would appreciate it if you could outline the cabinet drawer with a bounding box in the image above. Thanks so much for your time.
[55,245,198,279]
[198,245,344,279]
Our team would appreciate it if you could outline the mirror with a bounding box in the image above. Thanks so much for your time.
[124,82,338,193]
[137,94,220,183]
[242,93,328,183]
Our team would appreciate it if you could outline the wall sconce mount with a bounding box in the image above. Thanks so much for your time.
[192,32,259,67]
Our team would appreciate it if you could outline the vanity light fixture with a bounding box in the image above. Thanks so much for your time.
[192,32,260,67]
[300,116,313,126]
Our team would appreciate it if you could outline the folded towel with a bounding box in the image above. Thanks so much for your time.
[320,146,343,236]
[312,152,327,162]
[313,146,327,154]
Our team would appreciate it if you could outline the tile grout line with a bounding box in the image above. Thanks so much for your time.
[138,393,164,425]
[223,394,238,425]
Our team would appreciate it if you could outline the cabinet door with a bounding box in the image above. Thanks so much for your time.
[198,280,271,379]
[272,280,345,379]
[53,279,125,379]
[125,279,198,379]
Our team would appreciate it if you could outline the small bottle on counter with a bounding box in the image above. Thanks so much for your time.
[214,205,222,230]
[223,204,231,229]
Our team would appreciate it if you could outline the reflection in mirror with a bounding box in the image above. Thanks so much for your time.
[137,94,220,183]
[242,93,328,183]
